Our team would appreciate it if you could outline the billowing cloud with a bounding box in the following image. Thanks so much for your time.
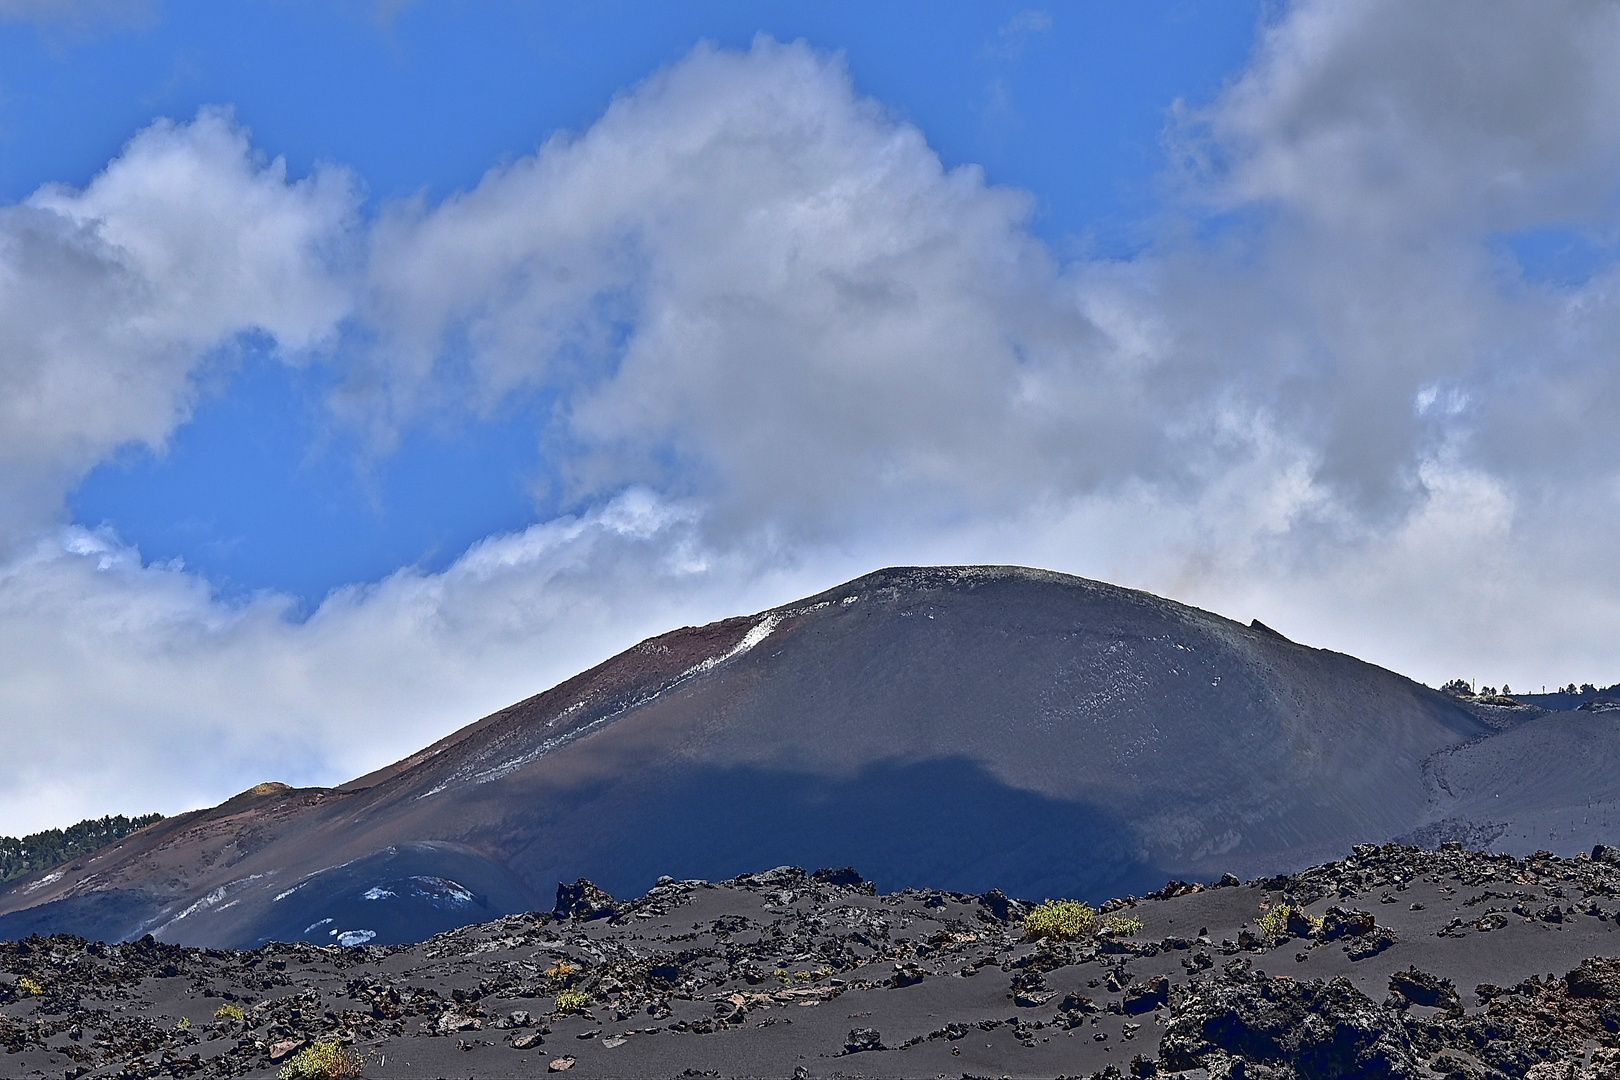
[3,5,1620,832]
[0,108,355,544]
[360,39,1133,537]
[1200,0,1620,233]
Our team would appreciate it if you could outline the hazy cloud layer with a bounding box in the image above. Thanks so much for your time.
[2,3,1620,830]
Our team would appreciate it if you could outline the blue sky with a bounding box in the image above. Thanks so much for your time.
[3,0,1620,832]
[8,1,1260,607]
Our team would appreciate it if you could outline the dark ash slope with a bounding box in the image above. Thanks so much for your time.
[0,565,1550,948]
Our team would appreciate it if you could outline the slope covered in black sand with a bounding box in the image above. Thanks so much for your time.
[1,565,1539,950]
[9,844,1620,1079]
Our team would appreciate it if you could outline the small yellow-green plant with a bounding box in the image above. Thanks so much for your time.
[1256,903,1293,939]
[214,1003,247,1023]
[1100,913,1144,937]
[277,1039,364,1080]
[15,975,43,996]
[1022,899,1098,941]
[544,960,579,986]
[792,970,815,981]
[553,989,591,1014]
[176,1016,191,1030]
[1255,903,1323,939]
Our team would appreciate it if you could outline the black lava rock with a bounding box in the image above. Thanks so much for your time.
[844,1027,883,1053]
[1122,975,1169,1014]
[1388,967,1460,1011]
[1161,968,1418,1079]
[553,879,616,921]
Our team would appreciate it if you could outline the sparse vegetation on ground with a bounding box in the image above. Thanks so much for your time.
[553,988,591,1014]
[0,812,163,884]
[1100,912,1143,936]
[1022,898,1097,940]
[1022,900,1141,939]
[276,1039,364,1079]
[1255,902,1293,938]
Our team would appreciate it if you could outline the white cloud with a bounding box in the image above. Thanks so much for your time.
[355,24,1620,591]
[0,491,818,834]
[1192,0,1620,234]
[0,108,355,545]
[361,39,1120,537]
[5,9,1620,831]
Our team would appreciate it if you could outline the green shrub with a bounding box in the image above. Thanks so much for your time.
[277,1040,364,1079]
[214,1003,247,1022]
[1022,899,1098,941]
[1255,903,1292,939]
[16,975,43,996]
[1100,913,1144,937]
[553,989,591,1014]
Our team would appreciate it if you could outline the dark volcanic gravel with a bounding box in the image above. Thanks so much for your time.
[11,844,1620,1078]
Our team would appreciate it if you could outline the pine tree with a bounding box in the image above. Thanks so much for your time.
[0,813,163,884]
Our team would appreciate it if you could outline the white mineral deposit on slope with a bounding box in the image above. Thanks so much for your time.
[409,876,474,905]
[151,873,265,935]
[270,851,387,902]
[683,612,783,677]
[20,872,63,894]
[421,610,794,797]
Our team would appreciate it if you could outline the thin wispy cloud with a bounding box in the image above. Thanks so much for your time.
[986,9,1052,60]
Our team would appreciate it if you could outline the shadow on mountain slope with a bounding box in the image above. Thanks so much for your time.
[504,755,1169,905]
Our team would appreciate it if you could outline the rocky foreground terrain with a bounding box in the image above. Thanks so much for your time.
[11,844,1620,1078]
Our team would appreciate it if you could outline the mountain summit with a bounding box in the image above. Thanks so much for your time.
[0,566,1590,948]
